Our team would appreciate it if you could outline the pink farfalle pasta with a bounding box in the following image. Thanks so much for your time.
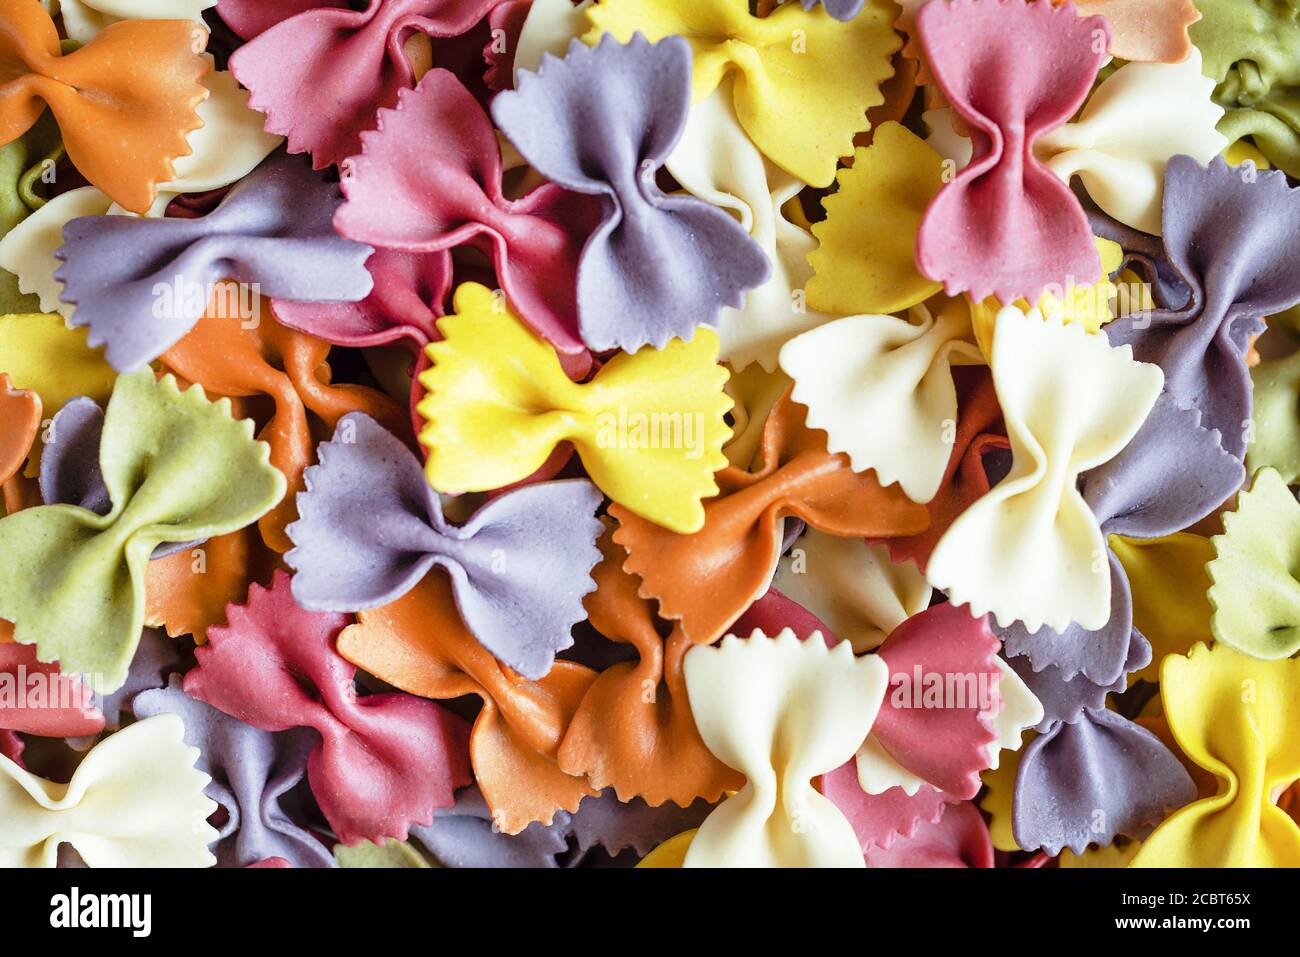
[184,570,473,845]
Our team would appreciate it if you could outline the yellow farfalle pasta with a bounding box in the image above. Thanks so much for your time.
[1132,642,1300,867]
[583,0,901,187]
[418,283,732,534]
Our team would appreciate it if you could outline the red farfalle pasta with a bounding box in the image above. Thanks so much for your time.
[185,571,473,845]
[333,68,602,358]
[0,0,211,215]
[335,572,598,834]
[0,642,104,741]
[610,388,930,644]
[160,290,410,553]
[557,528,743,809]
[226,0,503,169]
[914,0,1107,303]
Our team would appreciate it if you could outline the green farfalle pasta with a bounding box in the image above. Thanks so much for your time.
[0,370,286,691]
[1192,0,1300,178]
[1207,467,1300,660]
[1247,349,1300,485]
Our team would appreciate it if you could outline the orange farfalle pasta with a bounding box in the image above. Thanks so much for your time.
[335,572,597,834]
[557,527,742,808]
[0,372,39,497]
[0,0,212,215]
[610,388,930,644]
[160,289,409,553]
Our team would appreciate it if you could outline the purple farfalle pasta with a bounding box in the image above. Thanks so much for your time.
[1012,708,1195,856]
[999,392,1243,684]
[285,412,604,679]
[53,151,375,372]
[491,34,771,352]
[134,677,336,869]
[1104,155,1300,460]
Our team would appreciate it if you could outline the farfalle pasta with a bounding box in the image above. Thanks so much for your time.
[0,0,1293,880]
[927,307,1163,634]
[419,282,731,534]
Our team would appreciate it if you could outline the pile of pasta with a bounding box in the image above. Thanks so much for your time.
[0,0,1298,869]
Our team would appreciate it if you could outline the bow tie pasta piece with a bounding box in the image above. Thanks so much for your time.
[1192,0,1300,178]
[805,121,944,319]
[419,282,732,535]
[854,604,1041,803]
[0,0,211,215]
[780,298,982,504]
[0,68,282,316]
[54,152,374,373]
[333,69,598,358]
[557,527,742,808]
[583,0,901,188]
[914,0,1106,304]
[1207,468,1300,660]
[610,388,929,644]
[0,713,218,867]
[227,0,500,169]
[1065,0,1199,62]
[927,307,1163,634]
[682,630,888,867]
[187,571,473,845]
[134,677,335,869]
[1105,156,1300,460]
[1013,707,1196,855]
[0,371,286,692]
[666,78,826,373]
[492,35,770,353]
[336,572,597,834]
[1034,50,1226,235]
[1132,642,1300,867]
[287,412,603,679]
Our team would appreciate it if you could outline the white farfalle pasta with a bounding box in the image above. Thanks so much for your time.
[47,0,214,43]
[1034,48,1226,235]
[682,629,888,868]
[926,306,1164,633]
[0,68,281,316]
[0,714,218,868]
[779,298,983,503]
[773,529,930,653]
